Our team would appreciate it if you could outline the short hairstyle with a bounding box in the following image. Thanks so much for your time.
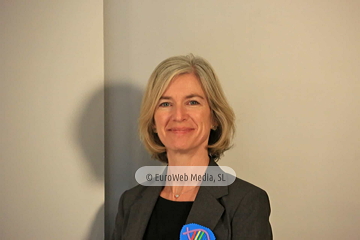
[139,54,235,163]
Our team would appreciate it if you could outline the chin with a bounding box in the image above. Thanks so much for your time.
[171,146,191,152]
[165,145,192,153]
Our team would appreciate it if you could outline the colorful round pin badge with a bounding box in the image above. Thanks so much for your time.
[180,223,216,240]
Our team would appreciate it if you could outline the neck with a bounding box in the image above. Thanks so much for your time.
[166,149,210,166]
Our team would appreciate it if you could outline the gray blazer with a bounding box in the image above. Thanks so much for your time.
[112,160,272,240]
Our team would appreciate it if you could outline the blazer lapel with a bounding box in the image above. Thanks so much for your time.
[185,184,228,231]
[123,185,162,240]
[185,158,229,231]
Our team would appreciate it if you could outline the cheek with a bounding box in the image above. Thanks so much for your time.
[154,111,167,128]
[197,112,213,127]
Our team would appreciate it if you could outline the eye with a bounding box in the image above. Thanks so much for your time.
[188,100,200,105]
[159,102,171,107]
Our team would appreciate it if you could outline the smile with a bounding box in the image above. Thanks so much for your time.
[168,128,194,133]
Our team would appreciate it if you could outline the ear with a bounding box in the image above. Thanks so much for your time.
[151,118,157,133]
[211,111,218,130]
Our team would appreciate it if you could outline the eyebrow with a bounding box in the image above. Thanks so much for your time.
[159,94,205,100]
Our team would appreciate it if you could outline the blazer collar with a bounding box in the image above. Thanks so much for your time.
[123,184,162,240]
[124,159,229,239]
[185,159,228,230]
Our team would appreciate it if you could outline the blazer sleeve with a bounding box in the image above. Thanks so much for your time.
[112,190,127,240]
[231,188,273,240]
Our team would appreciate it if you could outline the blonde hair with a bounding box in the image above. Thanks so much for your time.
[139,54,235,163]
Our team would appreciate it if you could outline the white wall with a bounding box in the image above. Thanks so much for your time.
[105,1,360,239]
[1,1,104,239]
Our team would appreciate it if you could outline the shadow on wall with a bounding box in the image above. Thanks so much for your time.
[77,86,105,184]
[86,204,105,240]
[75,84,105,240]
[104,83,161,240]
[76,82,161,239]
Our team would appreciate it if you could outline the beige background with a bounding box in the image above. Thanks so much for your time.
[105,1,360,240]
[1,0,360,239]
[1,0,104,239]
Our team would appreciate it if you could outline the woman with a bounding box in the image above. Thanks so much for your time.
[113,54,272,240]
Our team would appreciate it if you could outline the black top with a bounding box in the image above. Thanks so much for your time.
[143,196,193,240]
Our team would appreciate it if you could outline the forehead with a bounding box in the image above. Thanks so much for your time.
[161,73,206,96]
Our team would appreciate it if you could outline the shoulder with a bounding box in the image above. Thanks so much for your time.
[228,177,269,199]
[217,177,272,238]
[221,177,271,216]
[208,159,270,208]
[117,184,148,209]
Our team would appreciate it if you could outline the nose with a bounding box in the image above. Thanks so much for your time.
[172,104,187,122]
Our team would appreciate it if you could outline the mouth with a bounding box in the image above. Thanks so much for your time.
[168,127,195,133]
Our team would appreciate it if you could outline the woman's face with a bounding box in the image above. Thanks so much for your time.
[154,73,214,155]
